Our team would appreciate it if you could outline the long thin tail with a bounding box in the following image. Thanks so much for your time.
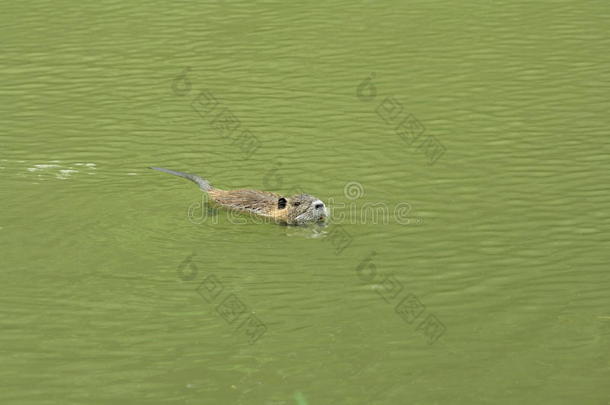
[149,167,213,191]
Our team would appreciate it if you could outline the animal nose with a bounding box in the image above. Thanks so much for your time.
[315,203,324,210]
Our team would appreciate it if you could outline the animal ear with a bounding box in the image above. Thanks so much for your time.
[278,197,287,209]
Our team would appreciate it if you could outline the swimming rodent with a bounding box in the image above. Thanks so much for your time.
[150,167,328,225]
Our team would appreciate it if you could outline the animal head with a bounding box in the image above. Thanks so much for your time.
[277,194,328,225]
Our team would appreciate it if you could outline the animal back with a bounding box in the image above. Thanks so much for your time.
[208,189,286,221]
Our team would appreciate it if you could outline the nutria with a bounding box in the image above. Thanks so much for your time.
[150,167,328,225]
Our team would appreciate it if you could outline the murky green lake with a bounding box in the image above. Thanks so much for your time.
[2,1,609,404]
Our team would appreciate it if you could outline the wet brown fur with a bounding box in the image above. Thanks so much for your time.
[207,188,289,223]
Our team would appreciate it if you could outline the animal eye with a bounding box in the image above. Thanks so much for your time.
[293,202,301,207]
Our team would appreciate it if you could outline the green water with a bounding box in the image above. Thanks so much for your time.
[2,1,609,404]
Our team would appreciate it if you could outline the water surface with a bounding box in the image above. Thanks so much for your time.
[1,1,609,404]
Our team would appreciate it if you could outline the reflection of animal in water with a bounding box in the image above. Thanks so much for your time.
[150,167,328,225]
